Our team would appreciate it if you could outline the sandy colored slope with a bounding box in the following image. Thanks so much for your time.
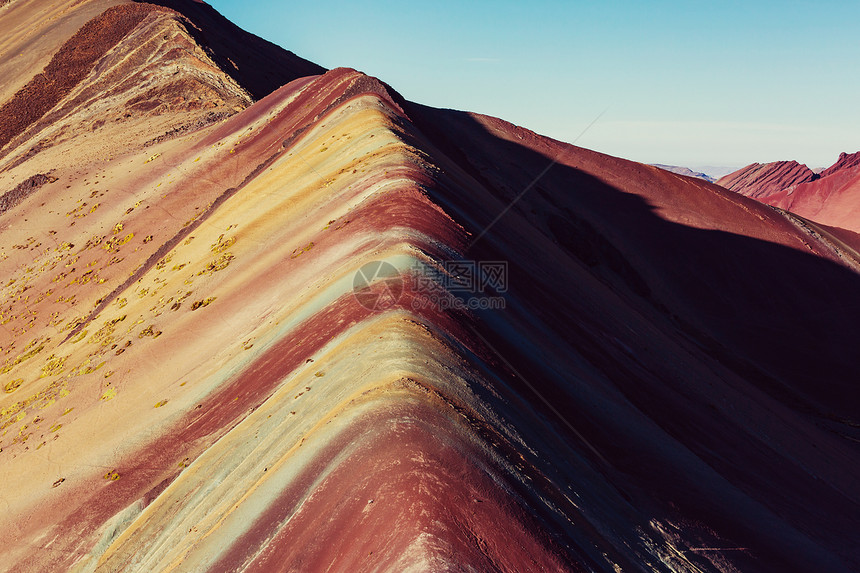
[0,0,122,104]
[0,68,566,570]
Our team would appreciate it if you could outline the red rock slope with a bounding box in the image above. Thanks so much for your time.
[0,2,858,572]
[716,160,818,199]
[820,150,860,178]
[763,152,860,232]
[717,153,860,233]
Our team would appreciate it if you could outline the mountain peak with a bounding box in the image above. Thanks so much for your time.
[131,0,324,100]
[716,160,818,199]
[820,150,860,178]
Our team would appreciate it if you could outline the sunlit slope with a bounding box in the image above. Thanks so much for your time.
[1,68,573,572]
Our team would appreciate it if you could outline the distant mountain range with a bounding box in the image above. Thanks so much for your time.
[650,164,716,182]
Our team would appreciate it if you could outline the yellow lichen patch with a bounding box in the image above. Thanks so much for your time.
[154,399,168,408]
[103,470,121,481]
[52,270,71,283]
[100,388,116,401]
[197,253,233,275]
[70,359,106,376]
[138,325,162,339]
[1,340,46,373]
[169,291,194,311]
[1,377,69,433]
[89,315,126,346]
[113,223,124,235]
[210,234,236,254]
[183,212,204,228]
[190,297,216,311]
[155,254,173,270]
[289,242,314,259]
[70,270,97,285]
[68,329,88,344]
[143,235,153,244]
[4,379,23,393]
[83,235,103,250]
[66,203,99,218]
[103,233,134,253]
[40,355,67,378]
[145,153,161,164]
[49,424,62,433]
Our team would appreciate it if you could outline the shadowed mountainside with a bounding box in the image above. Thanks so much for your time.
[0,2,858,572]
[131,0,324,99]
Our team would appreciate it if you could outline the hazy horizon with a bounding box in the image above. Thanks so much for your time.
[208,0,858,170]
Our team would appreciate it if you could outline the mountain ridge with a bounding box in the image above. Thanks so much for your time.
[716,160,818,198]
[717,152,860,232]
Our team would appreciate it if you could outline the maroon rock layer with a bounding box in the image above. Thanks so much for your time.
[131,0,325,100]
[716,160,818,199]
[0,3,166,151]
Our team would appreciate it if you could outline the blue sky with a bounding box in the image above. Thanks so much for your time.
[209,0,859,172]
